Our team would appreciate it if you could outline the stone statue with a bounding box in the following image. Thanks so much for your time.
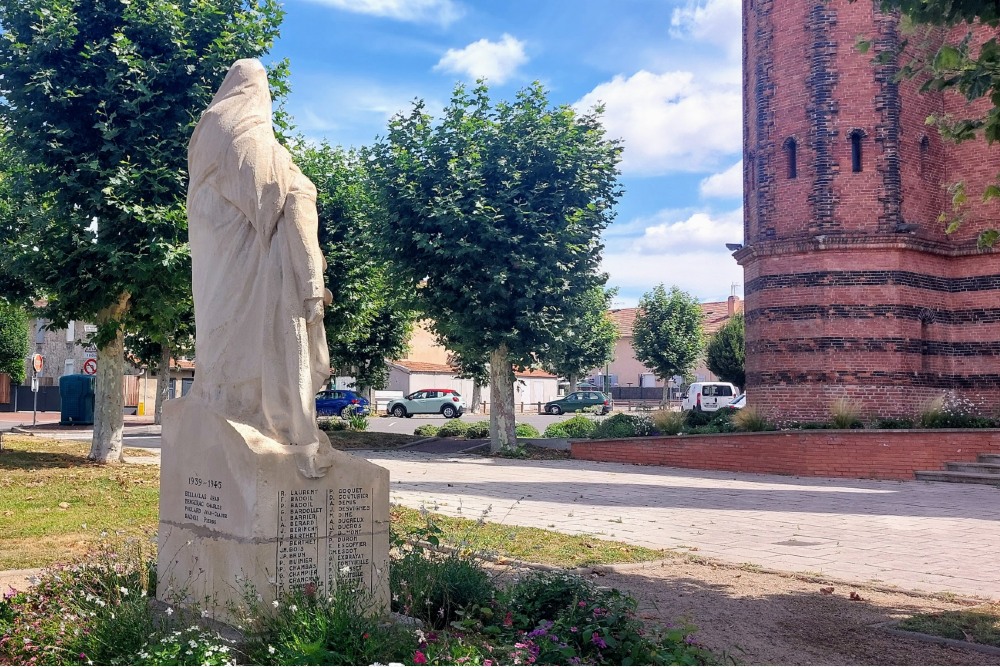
[186,58,335,477]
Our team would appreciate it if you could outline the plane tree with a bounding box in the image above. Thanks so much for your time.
[373,82,622,451]
[632,285,705,404]
[0,0,285,461]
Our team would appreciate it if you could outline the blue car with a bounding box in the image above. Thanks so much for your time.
[316,389,370,418]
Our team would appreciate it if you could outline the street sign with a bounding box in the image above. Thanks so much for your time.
[31,354,44,373]
[82,358,97,375]
[31,376,38,392]
[83,345,98,360]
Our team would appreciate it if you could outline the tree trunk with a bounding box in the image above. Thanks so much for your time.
[470,380,482,414]
[662,381,671,406]
[89,294,128,463]
[568,373,578,395]
[488,344,516,453]
[154,342,170,426]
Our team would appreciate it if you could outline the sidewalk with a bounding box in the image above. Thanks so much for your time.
[367,451,1000,601]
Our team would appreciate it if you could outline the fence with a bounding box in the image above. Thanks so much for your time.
[0,373,9,404]
[0,374,142,412]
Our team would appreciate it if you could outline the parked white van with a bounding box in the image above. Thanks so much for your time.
[681,382,739,412]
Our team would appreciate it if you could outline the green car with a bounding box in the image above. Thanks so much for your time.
[544,391,612,415]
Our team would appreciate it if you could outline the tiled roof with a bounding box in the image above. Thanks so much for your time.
[515,368,557,379]
[610,298,743,338]
[393,359,458,374]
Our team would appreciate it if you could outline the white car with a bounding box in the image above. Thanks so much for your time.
[387,388,466,418]
[681,382,739,412]
[729,393,746,409]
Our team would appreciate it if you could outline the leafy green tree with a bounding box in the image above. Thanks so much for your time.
[0,0,284,462]
[705,313,745,388]
[374,82,622,451]
[541,286,618,394]
[0,301,29,385]
[632,285,704,404]
[294,143,414,396]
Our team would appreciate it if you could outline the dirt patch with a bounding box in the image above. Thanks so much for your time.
[592,558,997,665]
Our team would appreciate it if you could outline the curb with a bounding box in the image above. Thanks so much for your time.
[877,621,1000,657]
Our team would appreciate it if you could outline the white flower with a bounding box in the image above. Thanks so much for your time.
[166,607,174,616]
[201,609,209,618]
[340,565,351,575]
[119,586,128,594]
[268,646,276,655]
[141,590,147,597]
[289,604,298,613]
[271,600,279,608]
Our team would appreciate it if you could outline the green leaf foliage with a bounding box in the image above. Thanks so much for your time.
[631,284,704,383]
[705,313,745,388]
[372,81,623,375]
[541,286,618,385]
[0,0,285,341]
[0,301,29,383]
[295,143,414,392]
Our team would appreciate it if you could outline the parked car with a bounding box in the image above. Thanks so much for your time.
[316,389,370,418]
[729,393,746,409]
[544,391,612,415]
[681,382,739,412]
[387,388,465,418]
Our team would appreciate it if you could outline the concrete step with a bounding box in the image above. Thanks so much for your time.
[979,453,1000,464]
[915,470,1000,485]
[946,461,1000,474]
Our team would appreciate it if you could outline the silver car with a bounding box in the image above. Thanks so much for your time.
[387,388,466,418]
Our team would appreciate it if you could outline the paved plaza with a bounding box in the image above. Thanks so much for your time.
[368,451,1000,601]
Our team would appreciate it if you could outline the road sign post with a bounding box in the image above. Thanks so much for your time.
[31,373,38,427]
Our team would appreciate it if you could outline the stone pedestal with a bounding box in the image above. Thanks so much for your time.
[156,397,389,619]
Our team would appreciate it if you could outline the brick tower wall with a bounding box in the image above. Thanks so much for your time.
[742,0,1000,421]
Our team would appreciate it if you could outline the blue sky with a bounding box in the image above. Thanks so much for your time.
[268,0,745,307]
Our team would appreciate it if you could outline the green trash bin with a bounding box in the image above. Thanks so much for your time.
[60,374,95,425]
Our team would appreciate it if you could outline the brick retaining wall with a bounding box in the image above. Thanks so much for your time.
[570,431,1000,480]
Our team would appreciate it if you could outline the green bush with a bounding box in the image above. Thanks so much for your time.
[414,424,440,437]
[829,397,864,429]
[731,406,772,432]
[591,413,654,439]
[650,409,684,435]
[683,409,713,427]
[437,419,470,438]
[872,417,915,429]
[465,420,491,438]
[390,552,496,630]
[515,423,540,438]
[543,423,569,438]
[560,414,598,438]
[319,418,348,432]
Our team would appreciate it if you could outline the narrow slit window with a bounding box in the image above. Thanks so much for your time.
[919,136,929,176]
[785,138,797,179]
[850,131,863,173]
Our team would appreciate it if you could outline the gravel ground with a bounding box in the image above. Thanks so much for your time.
[593,557,998,665]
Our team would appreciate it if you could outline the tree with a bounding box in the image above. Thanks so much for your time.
[705,313,745,388]
[632,285,705,404]
[541,286,618,394]
[294,143,414,396]
[374,82,622,451]
[0,301,29,384]
[0,0,285,462]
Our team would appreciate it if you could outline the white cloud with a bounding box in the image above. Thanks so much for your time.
[670,0,742,61]
[602,249,744,304]
[301,0,463,25]
[575,70,741,175]
[629,208,743,254]
[433,34,527,84]
[699,160,743,199]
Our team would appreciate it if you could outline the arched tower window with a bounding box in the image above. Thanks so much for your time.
[919,135,929,176]
[783,138,797,179]
[849,130,864,173]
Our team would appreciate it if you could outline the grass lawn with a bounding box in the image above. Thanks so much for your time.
[897,603,1000,647]
[0,436,158,569]
[0,434,660,571]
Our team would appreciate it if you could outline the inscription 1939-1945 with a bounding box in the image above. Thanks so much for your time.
[183,476,228,526]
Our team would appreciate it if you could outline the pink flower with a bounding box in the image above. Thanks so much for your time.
[503,611,513,627]
[414,650,428,665]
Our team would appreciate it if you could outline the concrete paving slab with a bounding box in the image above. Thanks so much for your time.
[367,451,1000,601]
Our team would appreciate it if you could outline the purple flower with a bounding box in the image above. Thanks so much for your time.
[591,631,608,649]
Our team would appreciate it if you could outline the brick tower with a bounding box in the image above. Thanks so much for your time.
[739,0,1000,420]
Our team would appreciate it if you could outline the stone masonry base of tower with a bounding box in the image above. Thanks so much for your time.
[739,236,1000,421]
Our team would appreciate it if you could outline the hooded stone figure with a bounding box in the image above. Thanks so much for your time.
[186,59,334,474]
